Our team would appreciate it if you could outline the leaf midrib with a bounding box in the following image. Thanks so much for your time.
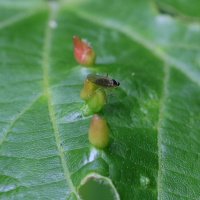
[41,2,77,198]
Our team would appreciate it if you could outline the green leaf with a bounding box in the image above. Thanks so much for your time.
[0,0,200,199]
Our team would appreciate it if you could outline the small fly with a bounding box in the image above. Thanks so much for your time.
[87,74,120,97]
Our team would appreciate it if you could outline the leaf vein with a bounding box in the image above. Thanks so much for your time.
[0,94,42,146]
[74,10,200,87]
[41,2,77,197]
[0,9,43,30]
[157,63,169,199]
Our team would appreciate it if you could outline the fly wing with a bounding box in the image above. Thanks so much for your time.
[87,74,112,83]
[87,74,104,83]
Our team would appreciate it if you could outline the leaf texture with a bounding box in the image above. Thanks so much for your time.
[0,0,200,199]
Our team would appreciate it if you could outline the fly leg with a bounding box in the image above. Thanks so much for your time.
[105,87,113,97]
[88,88,102,97]
[88,87,107,104]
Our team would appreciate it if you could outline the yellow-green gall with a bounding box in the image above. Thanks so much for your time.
[88,114,109,149]
[80,78,99,101]
[80,78,106,114]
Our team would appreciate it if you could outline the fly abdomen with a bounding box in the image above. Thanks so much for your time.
[95,78,110,87]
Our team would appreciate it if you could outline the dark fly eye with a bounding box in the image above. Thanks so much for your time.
[113,80,117,85]
[112,80,120,86]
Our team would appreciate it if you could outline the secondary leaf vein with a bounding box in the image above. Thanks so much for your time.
[74,10,200,87]
[157,63,169,199]
[0,94,42,146]
[0,9,44,30]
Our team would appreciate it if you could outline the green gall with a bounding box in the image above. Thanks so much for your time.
[88,89,106,113]
[140,175,150,187]
[72,36,96,67]
[88,114,109,149]
[80,78,106,114]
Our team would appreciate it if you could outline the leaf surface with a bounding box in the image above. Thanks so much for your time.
[0,0,200,199]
